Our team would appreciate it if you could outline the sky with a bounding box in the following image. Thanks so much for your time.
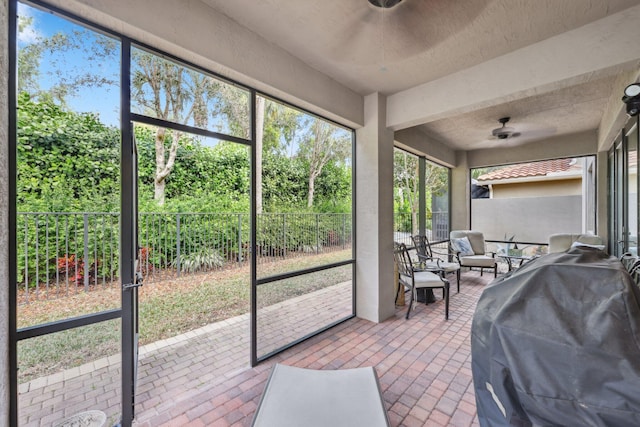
[18,2,121,126]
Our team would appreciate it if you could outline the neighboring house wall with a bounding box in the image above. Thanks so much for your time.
[472,196,582,243]
[473,158,591,238]
[489,178,582,198]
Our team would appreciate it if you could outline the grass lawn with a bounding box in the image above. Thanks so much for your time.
[18,249,352,383]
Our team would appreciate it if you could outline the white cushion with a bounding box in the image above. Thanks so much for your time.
[460,255,496,268]
[401,270,444,288]
[253,364,390,427]
[571,241,605,250]
[549,233,605,253]
[575,235,604,246]
[424,260,460,272]
[451,237,474,256]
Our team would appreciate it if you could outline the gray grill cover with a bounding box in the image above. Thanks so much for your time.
[471,247,640,426]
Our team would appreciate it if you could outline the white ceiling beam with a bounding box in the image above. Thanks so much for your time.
[597,68,640,151]
[466,130,598,169]
[387,4,640,131]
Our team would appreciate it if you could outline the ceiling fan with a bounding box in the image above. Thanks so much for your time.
[368,0,403,8]
[491,117,521,140]
[330,0,490,64]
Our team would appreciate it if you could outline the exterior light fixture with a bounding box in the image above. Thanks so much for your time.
[624,83,640,98]
[622,83,640,117]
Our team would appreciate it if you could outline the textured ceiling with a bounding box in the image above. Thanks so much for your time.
[421,75,619,151]
[200,0,640,152]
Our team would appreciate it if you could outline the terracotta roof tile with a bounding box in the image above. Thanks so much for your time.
[477,159,582,181]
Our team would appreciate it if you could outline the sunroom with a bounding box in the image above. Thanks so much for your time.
[2,0,640,426]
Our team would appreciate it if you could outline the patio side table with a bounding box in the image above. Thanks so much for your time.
[499,254,537,272]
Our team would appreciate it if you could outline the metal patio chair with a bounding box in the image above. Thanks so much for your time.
[394,242,449,320]
[412,234,461,292]
[450,230,498,278]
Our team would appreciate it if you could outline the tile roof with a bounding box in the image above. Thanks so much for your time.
[477,158,582,181]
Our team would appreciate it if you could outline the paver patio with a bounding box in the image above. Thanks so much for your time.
[19,270,492,426]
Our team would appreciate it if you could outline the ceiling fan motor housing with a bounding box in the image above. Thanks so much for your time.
[492,117,511,139]
[368,0,402,8]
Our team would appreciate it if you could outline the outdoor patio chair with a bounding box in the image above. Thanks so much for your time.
[620,252,640,273]
[625,261,640,290]
[411,235,461,292]
[548,233,605,253]
[252,364,390,427]
[394,242,449,320]
[449,230,497,278]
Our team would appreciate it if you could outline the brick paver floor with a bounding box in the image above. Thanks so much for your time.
[18,282,352,426]
[19,270,492,426]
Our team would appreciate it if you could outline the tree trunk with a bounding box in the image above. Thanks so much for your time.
[256,96,265,214]
[154,127,167,206]
[153,127,180,206]
[307,174,316,208]
[154,179,166,206]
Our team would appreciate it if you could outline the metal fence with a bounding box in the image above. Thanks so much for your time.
[17,212,120,303]
[17,212,353,303]
[393,211,450,244]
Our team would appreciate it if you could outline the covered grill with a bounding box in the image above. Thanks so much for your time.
[471,247,640,426]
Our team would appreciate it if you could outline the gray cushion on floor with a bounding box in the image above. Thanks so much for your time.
[252,363,390,427]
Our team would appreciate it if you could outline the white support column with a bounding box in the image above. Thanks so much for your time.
[580,157,589,234]
[0,0,11,423]
[355,93,395,323]
[597,151,609,243]
[450,151,470,231]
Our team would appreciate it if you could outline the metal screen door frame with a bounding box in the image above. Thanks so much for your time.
[121,39,140,426]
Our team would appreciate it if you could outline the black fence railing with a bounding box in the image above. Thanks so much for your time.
[17,212,352,303]
[393,211,449,244]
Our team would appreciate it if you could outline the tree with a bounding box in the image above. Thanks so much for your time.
[17,15,42,96]
[131,50,251,205]
[255,97,265,214]
[16,92,120,212]
[16,5,352,215]
[298,119,350,208]
[393,150,420,234]
[17,14,118,106]
[254,96,302,213]
[261,153,307,210]
[223,95,304,214]
[313,159,352,212]
[133,53,193,205]
[394,150,449,235]
[17,11,220,206]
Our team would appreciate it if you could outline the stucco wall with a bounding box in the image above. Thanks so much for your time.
[471,196,582,243]
[467,131,597,169]
[489,178,582,199]
[355,93,395,322]
[451,152,470,231]
[394,127,456,167]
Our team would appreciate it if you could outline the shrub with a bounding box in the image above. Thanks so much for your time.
[173,248,225,273]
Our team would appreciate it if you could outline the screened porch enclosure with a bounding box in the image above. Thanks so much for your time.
[11,2,355,425]
[6,0,639,426]
[393,148,451,246]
